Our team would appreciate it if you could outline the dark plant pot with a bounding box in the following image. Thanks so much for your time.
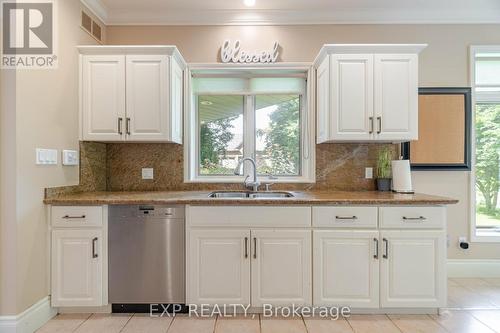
[377,178,392,191]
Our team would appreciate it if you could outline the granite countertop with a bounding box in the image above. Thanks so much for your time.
[43,190,458,206]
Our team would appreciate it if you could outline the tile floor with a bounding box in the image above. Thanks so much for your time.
[37,278,500,333]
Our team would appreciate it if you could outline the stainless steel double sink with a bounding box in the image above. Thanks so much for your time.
[208,191,295,199]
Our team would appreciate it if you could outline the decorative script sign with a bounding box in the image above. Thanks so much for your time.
[220,40,280,64]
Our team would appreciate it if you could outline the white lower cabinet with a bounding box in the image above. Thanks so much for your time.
[50,205,107,307]
[187,229,250,305]
[380,230,446,308]
[187,227,311,306]
[313,230,379,308]
[251,229,311,306]
[51,229,104,307]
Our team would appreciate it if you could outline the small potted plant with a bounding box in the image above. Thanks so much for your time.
[376,147,392,191]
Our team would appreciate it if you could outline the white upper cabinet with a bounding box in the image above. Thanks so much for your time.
[79,46,186,143]
[314,44,426,143]
[81,55,126,141]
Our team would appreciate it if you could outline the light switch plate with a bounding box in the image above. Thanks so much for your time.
[365,167,373,179]
[36,148,58,165]
[62,150,79,166]
[142,168,154,180]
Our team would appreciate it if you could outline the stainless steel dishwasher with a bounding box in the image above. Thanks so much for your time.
[109,205,185,306]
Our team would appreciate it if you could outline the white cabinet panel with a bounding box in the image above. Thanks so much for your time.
[251,229,311,306]
[126,55,169,141]
[51,229,104,307]
[170,58,183,143]
[312,206,378,228]
[379,206,446,229]
[81,55,125,141]
[317,56,330,143]
[380,230,446,308]
[313,230,379,307]
[51,206,103,228]
[330,54,374,140]
[374,54,418,141]
[187,229,250,305]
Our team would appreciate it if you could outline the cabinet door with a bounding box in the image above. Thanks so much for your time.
[380,230,446,308]
[51,229,104,307]
[169,58,183,144]
[374,54,418,141]
[251,229,311,306]
[187,229,250,305]
[81,55,126,141]
[313,230,379,308]
[126,55,170,141]
[330,54,374,141]
[316,56,330,143]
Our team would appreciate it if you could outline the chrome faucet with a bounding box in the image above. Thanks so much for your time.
[234,157,260,191]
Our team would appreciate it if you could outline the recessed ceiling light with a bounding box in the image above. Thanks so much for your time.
[244,0,255,7]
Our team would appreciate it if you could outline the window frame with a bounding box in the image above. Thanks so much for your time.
[469,45,500,242]
[184,64,316,184]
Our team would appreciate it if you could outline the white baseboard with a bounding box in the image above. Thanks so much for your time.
[448,259,500,278]
[0,296,57,333]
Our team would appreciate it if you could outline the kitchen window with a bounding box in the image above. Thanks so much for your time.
[470,46,500,241]
[184,67,315,183]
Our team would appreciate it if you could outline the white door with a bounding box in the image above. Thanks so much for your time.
[316,56,330,143]
[126,55,170,141]
[313,230,379,308]
[51,229,104,307]
[330,54,374,140]
[374,54,418,141]
[169,59,183,144]
[81,55,126,141]
[251,229,312,306]
[380,230,446,308]
[187,229,251,305]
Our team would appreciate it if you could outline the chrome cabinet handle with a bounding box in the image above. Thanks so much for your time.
[244,237,248,259]
[92,237,98,258]
[382,238,388,259]
[369,117,374,134]
[373,238,379,259]
[377,117,382,134]
[118,117,123,135]
[62,215,86,219]
[335,216,358,220]
[402,216,427,221]
[126,117,131,135]
[253,237,257,259]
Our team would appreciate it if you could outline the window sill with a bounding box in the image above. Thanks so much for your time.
[471,230,500,243]
[184,175,316,184]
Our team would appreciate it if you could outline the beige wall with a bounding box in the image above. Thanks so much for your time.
[1,0,104,315]
[107,24,500,260]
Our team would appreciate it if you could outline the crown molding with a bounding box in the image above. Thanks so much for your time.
[80,0,109,24]
[104,8,500,26]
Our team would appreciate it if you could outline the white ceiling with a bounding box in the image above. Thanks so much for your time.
[82,0,500,25]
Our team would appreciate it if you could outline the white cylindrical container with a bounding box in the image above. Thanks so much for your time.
[391,160,413,193]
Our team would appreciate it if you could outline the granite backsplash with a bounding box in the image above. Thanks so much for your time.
[48,141,397,193]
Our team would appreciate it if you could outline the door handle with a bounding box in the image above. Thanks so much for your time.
[335,216,358,220]
[373,238,379,259]
[118,117,123,135]
[253,237,257,259]
[244,237,248,259]
[92,237,98,258]
[382,238,388,259]
[402,216,427,221]
[126,117,131,135]
[62,215,86,219]
[377,117,382,134]
[369,117,374,134]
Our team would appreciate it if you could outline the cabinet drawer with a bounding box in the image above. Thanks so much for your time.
[187,206,311,227]
[312,206,378,228]
[51,206,103,228]
[379,206,445,229]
